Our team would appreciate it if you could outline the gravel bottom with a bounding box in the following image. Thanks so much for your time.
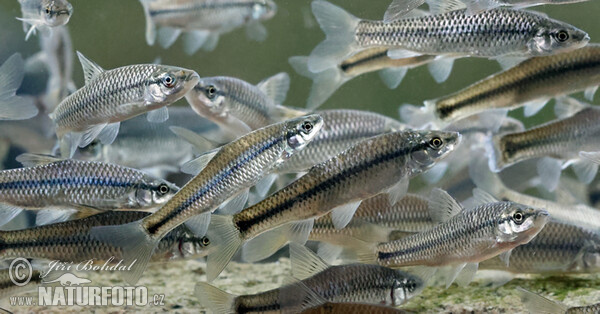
[4,258,599,313]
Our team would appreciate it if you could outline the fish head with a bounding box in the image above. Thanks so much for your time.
[495,203,549,244]
[389,272,425,306]
[282,114,324,158]
[529,19,589,55]
[74,139,103,161]
[145,66,200,105]
[135,178,180,208]
[185,78,229,120]
[408,130,461,172]
[40,0,73,27]
[252,0,277,20]
[176,233,215,259]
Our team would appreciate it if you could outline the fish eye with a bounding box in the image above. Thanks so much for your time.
[429,137,443,149]
[201,237,210,246]
[45,7,51,14]
[302,121,313,132]
[512,210,524,224]
[206,85,217,99]
[555,30,569,42]
[406,279,416,292]
[162,74,176,88]
[158,183,170,195]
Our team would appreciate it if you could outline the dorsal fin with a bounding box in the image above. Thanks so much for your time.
[289,243,329,280]
[428,188,462,223]
[471,188,499,208]
[426,0,466,14]
[76,51,105,85]
[16,153,62,167]
[257,72,290,105]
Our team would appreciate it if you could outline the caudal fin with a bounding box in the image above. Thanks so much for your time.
[468,154,507,199]
[205,215,243,282]
[398,103,438,129]
[516,287,568,314]
[139,0,156,45]
[289,56,347,110]
[195,282,237,314]
[0,53,38,120]
[89,220,158,284]
[307,1,359,73]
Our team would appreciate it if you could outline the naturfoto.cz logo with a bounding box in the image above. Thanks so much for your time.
[8,258,166,307]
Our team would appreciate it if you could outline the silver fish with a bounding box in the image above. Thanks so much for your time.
[37,25,75,112]
[289,49,437,109]
[90,114,324,284]
[74,107,217,177]
[195,244,425,313]
[50,52,199,158]
[480,220,600,274]
[0,268,43,300]
[0,53,38,120]
[0,211,211,264]
[363,189,548,287]
[17,0,73,40]
[403,44,600,128]
[488,98,600,189]
[0,153,179,225]
[185,72,304,136]
[307,1,589,73]
[204,129,459,281]
[517,287,600,314]
[139,0,276,54]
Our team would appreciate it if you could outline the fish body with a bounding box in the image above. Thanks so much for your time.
[50,52,199,158]
[301,302,405,314]
[90,114,324,284]
[518,287,600,314]
[204,129,459,280]
[0,268,42,300]
[186,73,303,136]
[18,0,73,40]
[480,220,600,274]
[38,25,75,112]
[140,0,276,53]
[370,189,548,270]
[308,1,589,73]
[74,107,216,175]
[196,244,424,313]
[0,154,179,224]
[421,44,600,124]
[290,49,436,109]
[0,211,210,263]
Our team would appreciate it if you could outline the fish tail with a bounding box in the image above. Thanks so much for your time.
[289,56,346,110]
[516,287,568,314]
[483,134,505,172]
[139,0,156,46]
[307,1,359,73]
[469,154,507,198]
[398,102,438,129]
[205,215,243,282]
[194,282,237,314]
[89,220,159,285]
[0,53,38,120]
[354,242,378,265]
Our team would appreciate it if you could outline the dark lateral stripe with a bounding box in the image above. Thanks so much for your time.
[376,213,528,261]
[150,2,254,16]
[340,50,388,72]
[0,177,138,190]
[235,142,427,233]
[436,58,600,119]
[148,135,284,234]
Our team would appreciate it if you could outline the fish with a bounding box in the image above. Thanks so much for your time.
[74,107,217,178]
[384,0,592,21]
[0,211,212,264]
[361,188,549,287]
[308,193,435,262]
[203,129,460,281]
[37,25,75,112]
[0,53,38,121]
[90,114,324,284]
[185,72,304,136]
[0,268,43,300]
[479,220,600,274]
[469,154,600,232]
[195,243,426,313]
[289,49,437,109]
[401,44,600,128]
[17,0,73,40]
[139,0,277,54]
[487,97,600,190]
[49,52,200,158]
[517,287,600,314]
[307,0,589,73]
[301,302,406,314]
[0,153,179,226]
